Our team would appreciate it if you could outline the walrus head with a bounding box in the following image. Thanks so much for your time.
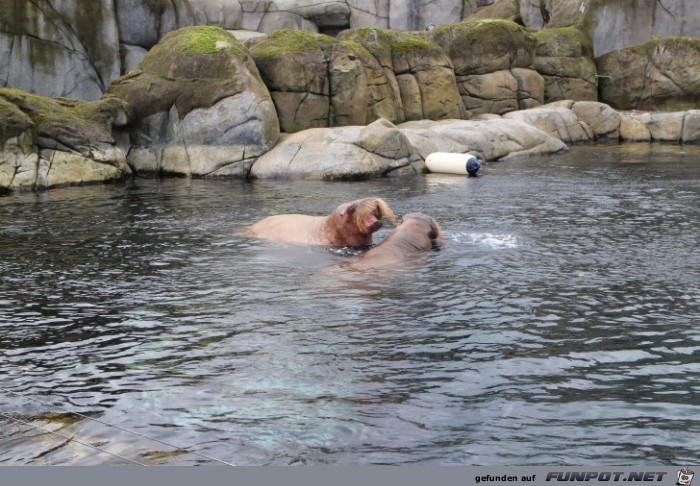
[399,212,444,248]
[329,197,397,246]
[351,197,398,232]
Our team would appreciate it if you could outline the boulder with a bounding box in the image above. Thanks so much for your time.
[107,26,279,177]
[618,111,685,142]
[532,27,598,103]
[338,28,466,122]
[249,118,422,180]
[0,88,131,191]
[596,37,700,111]
[502,101,593,144]
[571,101,621,139]
[398,117,567,161]
[428,20,541,114]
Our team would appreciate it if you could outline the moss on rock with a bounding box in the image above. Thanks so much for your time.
[0,97,34,145]
[429,19,537,75]
[249,29,334,60]
[107,25,264,120]
[0,88,127,151]
[140,26,247,79]
[533,27,593,58]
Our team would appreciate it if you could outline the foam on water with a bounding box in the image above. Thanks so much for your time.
[447,231,521,249]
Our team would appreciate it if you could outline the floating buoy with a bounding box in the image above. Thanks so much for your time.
[425,152,481,176]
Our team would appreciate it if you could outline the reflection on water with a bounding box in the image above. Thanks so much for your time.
[1,142,699,465]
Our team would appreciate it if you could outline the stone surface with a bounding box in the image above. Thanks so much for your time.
[532,27,597,103]
[503,102,594,144]
[428,20,539,114]
[0,88,131,191]
[398,117,568,161]
[107,26,280,176]
[571,101,621,139]
[249,118,422,180]
[596,37,700,111]
[0,0,122,100]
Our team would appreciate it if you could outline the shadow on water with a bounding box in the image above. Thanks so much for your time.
[1,142,699,465]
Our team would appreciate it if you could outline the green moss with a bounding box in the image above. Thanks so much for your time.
[343,27,438,56]
[0,97,33,144]
[433,18,525,37]
[0,87,122,150]
[533,26,593,57]
[141,26,248,79]
[250,29,334,59]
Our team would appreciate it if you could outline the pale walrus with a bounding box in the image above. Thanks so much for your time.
[247,197,397,247]
[349,212,443,270]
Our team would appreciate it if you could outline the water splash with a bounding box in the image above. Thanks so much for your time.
[447,232,521,249]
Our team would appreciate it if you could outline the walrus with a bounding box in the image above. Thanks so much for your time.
[247,197,397,247]
[348,212,443,270]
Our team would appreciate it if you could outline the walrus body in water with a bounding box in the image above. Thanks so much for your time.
[247,197,397,247]
[349,212,443,270]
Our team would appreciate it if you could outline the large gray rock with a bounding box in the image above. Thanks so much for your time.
[398,116,567,161]
[532,27,598,103]
[249,118,422,179]
[338,28,466,122]
[107,26,279,177]
[428,20,541,114]
[502,101,594,144]
[596,37,700,111]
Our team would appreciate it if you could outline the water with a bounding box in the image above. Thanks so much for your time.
[0,142,699,466]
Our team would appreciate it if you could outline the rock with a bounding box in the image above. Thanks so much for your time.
[571,101,621,139]
[580,0,700,57]
[0,87,131,191]
[249,118,421,180]
[619,111,685,142]
[469,0,520,23]
[428,20,539,114]
[503,102,593,144]
[532,27,598,103]
[398,117,568,161]
[596,37,700,111]
[619,113,652,142]
[339,28,466,122]
[120,44,148,73]
[682,111,700,143]
[0,0,122,100]
[115,0,194,49]
[107,26,280,177]
[190,0,243,29]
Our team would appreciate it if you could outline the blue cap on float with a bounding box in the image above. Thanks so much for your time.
[467,158,481,177]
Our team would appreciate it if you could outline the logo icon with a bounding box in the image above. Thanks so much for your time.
[677,468,694,486]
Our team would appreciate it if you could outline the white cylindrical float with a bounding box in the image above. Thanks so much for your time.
[425,152,480,176]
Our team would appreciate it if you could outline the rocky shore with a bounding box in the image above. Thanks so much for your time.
[1,0,699,192]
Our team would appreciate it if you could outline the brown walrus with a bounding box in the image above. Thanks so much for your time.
[247,197,397,247]
[348,212,443,270]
